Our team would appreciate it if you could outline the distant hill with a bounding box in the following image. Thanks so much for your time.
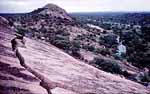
[71,12,150,24]
[31,4,72,21]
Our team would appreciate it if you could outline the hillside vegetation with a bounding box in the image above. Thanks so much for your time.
[0,15,149,94]
[2,4,150,87]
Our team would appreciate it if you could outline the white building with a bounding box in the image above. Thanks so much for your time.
[117,42,127,56]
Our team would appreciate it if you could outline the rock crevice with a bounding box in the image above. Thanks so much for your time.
[11,36,76,94]
[11,36,53,94]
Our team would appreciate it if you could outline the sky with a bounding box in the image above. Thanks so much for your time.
[0,0,150,13]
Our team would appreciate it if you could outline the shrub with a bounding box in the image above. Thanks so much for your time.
[56,30,70,36]
[94,48,110,56]
[53,39,71,50]
[94,48,102,54]
[85,45,95,52]
[70,40,82,58]
[51,35,71,51]
[16,27,27,36]
[71,50,82,59]
[91,57,122,74]
[71,40,81,49]
[82,44,95,52]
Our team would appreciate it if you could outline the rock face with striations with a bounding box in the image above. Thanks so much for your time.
[0,16,149,94]
[0,17,48,94]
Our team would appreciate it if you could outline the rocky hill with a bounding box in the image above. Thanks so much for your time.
[0,16,149,94]
[2,3,150,86]
[4,4,140,75]
[31,4,72,21]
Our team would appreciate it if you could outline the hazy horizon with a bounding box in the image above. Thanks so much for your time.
[0,0,150,13]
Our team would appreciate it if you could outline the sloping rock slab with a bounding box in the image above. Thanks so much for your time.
[0,23,47,94]
[18,37,149,94]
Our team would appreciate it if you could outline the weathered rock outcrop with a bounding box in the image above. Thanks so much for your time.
[0,17,48,94]
[0,16,149,94]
